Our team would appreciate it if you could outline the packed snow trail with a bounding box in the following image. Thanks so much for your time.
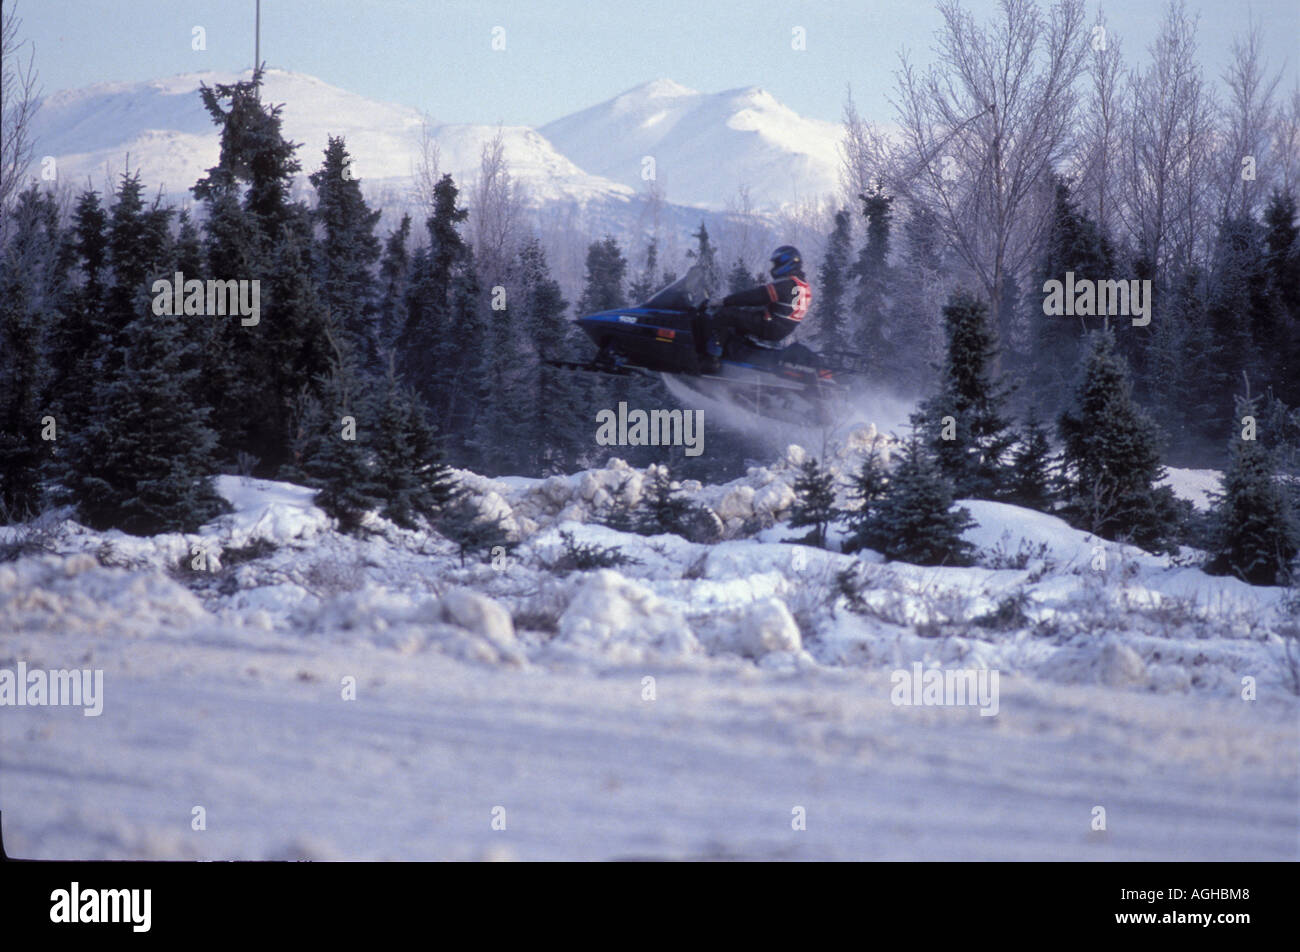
[2,637,1294,861]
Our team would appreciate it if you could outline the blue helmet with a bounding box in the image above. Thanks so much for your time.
[769,245,803,279]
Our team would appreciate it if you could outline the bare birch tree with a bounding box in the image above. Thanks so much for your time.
[1073,10,1125,238]
[1120,1,1216,278]
[470,125,525,283]
[411,114,441,213]
[839,86,890,207]
[1218,19,1282,220]
[1277,86,1300,198]
[1,0,40,238]
[889,0,1089,350]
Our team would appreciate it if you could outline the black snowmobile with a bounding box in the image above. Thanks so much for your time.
[553,265,868,425]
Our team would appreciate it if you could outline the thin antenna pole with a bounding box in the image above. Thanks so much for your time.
[254,0,261,99]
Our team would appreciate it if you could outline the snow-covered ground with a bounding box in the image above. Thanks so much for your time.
[2,430,1297,860]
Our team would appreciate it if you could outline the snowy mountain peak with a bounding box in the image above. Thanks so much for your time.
[31,68,632,208]
[540,79,841,209]
[32,68,839,214]
[619,77,699,102]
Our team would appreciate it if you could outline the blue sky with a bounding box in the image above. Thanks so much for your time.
[18,0,1299,125]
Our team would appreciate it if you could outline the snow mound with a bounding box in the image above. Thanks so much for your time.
[209,475,331,547]
[0,554,207,638]
[554,569,700,661]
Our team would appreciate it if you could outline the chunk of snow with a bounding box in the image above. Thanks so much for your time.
[555,569,699,660]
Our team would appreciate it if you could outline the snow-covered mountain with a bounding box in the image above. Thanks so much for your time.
[31,69,633,208]
[30,69,838,213]
[540,79,843,210]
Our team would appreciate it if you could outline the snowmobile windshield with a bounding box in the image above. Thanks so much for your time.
[643,265,710,310]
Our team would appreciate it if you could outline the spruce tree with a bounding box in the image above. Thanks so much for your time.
[192,70,332,471]
[400,173,470,418]
[193,68,301,244]
[1261,190,1299,408]
[785,455,837,546]
[1207,215,1274,427]
[60,178,225,534]
[439,255,487,462]
[636,464,696,536]
[601,464,713,540]
[310,136,382,369]
[1005,410,1056,512]
[1207,394,1298,585]
[841,438,890,554]
[518,237,584,474]
[627,238,661,302]
[851,185,894,373]
[863,432,975,566]
[686,222,720,296]
[726,256,753,295]
[377,213,412,358]
[287,335,386,534]
[370,367,457,529]
[576,235,628,314]
[1057,329,1181,553]
[1027,177,1114,411]
[914,290,1016,499]
[470,266,528,475]
[303,378,382,534]
[436,483,510,567]
[816,208,853,353]
[0,187,63,518]
[787,457,838,548]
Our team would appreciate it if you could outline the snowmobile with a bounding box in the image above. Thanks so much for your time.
[552,265,869,426]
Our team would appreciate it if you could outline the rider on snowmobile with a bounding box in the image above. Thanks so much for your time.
[699,245,811,372]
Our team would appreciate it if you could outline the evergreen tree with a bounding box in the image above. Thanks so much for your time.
[686,222,720,297]
[726,256,753,295]
[576,235,628,314]
[377,213,412,357]
[1206,393,1298,585]
[436,483,510,567]
[1057,329,1181,553]
[914,291,1016,499]
[841,438,890,554]
[1005,410,1056,512]
[256,206,335,470]
[518,237,585,474]
[636,464,697,536]
[193,68,301,244]
[306,369,383,534]
[49,189,108,415]
[1027,177,1114,410]
[59,178,225,534]
[600,464,714,541]
[470,266,528,475]
[439,255,487,462]
[859,432,976,566]
[0,187,63,518]
[787,456,837,548]
[627,238,660,302]
[310,136,382,368]
[851,185,894,373]
[191,70,332,471]
[1207,215,1274,425]
[372,368,458,528]
[1261,189,1299,408]
[816,208,853,353]
[400,173,471,419]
